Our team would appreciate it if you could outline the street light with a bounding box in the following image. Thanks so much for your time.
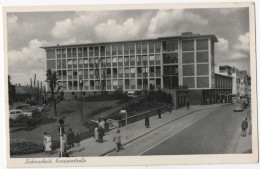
[79,80,83,120]
[120,109,128,126]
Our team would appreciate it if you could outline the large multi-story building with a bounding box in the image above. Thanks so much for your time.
[42,32,232,104]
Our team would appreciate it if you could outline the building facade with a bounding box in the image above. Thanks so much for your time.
[42,32,232,103]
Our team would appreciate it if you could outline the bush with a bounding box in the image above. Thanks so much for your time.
[113,88,128,100]
[9,115,31,128]
[10,141,44,155]
[87,106,113,118]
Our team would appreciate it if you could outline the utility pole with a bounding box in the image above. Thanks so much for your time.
[80,80,83,120]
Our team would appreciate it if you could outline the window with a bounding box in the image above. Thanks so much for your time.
[197,51,208,62]
[125,79,129,85]
[90,80,94,87]
[83,47,88,57]
[118,45,123,55]
[130,44,135,54]
[106,45,110,55]
[124,56,130,62]
[112,57,117,63]
[130,67,136,73]
[130,56,135,61]
[78,58,83,64]
[113,80,118,85]
[182,40,194,51]
[78,70,83,75]
[197,64,209,76]
[100,46,105,55]
[73,59,77,65]
[197,77,209,88]
[68,70,73,76]
[183,77,195,88]
[107,68,111,74]
[118,68,123,74]
[136,43,141,54]
[106,58,111,63]
[125,68,130,74]
[68,59,72,65]
[47,60,56,69]
[183,65,194,76]
[149,55,155,61]
[83,59,88,64]
[155,42,161,53]
[196,39,208,50]
[130,79,135,85]
[73,70,77,76]
[118,57,123,62]
[137,67,142,73]
[182,52,194,63]
[142,43,147,53]
[46,50,55,59]
[113,68,117,74]
[112,45,117,55]
[124,44,130,54]
[89,69,94,75]
[149,42,155,53]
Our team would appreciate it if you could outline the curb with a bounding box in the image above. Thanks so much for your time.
[100,104,227,156]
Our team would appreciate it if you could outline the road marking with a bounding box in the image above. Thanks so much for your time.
[138,112,211,156]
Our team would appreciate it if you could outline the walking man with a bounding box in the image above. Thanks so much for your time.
[113,128,122,152]
[145,113,150,128]
[241,117,248,137]
[187,101,190,109]
[157,109,162,119]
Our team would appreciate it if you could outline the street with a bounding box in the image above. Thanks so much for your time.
[108,104,251,156]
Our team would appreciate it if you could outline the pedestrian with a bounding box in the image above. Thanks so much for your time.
[73,133,81,152]
[67,128,75,149]
[187,101,190,109]
[113,128,122,152]
[99,118,105,129]
[104,119,109,132]
[241,117,248,137]
[98,126,104,143]
[94,124,99,142]
[43,132,52,155]
[60,131,69,157]
[157,109,161,119]
[145,113,150,128]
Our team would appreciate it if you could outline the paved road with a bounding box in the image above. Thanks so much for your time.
[108,104,251,156]
[141,104,251,155]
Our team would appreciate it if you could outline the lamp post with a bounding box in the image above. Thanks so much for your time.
[79,80,83,120]
[120,110,128,126]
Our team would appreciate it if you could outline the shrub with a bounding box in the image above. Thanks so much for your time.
[87,106,113,118]
[10,141,44,155]
[9,115,31,128]
[113,88,128,100]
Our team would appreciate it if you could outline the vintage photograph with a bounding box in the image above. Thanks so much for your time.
[4,2,258,167]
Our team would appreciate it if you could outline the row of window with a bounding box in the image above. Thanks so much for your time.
[47,42,162,59]
[183,76,209,88]
[56,67,161,79]
[183,64,209,76]
[215,76,232,88]
[58,78,161,90]
[182,39,209,52]
[182,51,209,64]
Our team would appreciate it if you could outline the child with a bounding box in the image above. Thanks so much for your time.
[43,132,52,155]
[74,133,81,152]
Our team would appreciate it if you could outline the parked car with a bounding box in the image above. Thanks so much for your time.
[16,104,37,112]
[34,104,45,112]
[239,100,247,108]
[240,98,249,106]
[233,103,243,112]
[9,109,33,120]
[232,97,239,103]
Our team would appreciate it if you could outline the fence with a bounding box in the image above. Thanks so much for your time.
[118,104,172,127]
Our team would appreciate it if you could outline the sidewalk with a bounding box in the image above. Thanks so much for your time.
[67,103,225,157]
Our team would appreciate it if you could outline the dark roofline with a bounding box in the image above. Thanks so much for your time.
[215,73,233,78]
[41,34,218,49]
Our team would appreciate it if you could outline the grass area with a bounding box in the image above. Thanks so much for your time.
[10,99,120,145]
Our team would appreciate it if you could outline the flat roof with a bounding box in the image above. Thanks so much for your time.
[41,34,218,49]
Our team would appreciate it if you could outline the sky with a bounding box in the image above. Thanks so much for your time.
[7,8,250,85]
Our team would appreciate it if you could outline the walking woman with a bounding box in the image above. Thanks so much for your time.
[94,124,99,142]
[43,132,52,155]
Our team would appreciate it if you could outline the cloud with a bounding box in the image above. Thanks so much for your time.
[7,15,18,26]
[95,18,141,41]
[234,32,249,52]
[147,9,208,37]
[216,37,229,51]
[8,39,47,73]
[230,52,248,59]
[219,8,239,15]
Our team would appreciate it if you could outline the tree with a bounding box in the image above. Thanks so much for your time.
[8,75,16,103]
[46,69,62,116]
